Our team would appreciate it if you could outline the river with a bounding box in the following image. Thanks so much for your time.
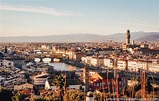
[34,58,81,71]
[48,62,81,71]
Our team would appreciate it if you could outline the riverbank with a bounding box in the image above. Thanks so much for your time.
[61,58,103,71]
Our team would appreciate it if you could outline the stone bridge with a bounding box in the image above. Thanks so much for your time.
[25,53,63,62]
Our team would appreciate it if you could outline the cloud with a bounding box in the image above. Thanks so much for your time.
[122,13,140,22]
[0,4,82,16]
[121,13,159,28]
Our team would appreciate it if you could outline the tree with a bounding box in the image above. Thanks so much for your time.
[50,93,59,101]
[134,84,141,92]
[146,78,152,93]
[34,98,47,101]
[134,77,152,93]
[0,87,13,101]
[52,74,67,101]
[42,91,59,101]
[64,89,85,101]
[11,94,27,101]
[135,89,142,98]
[33,85,40,95]
[94,91,102,101]
[78,85,84,91]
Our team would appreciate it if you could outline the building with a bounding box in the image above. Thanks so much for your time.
[140,43,149,49]
[2,59,14,67]
[66,50,74,60]
[127,59,151,72]
[14,83,33,91]
[138,60,149,71]
[148,63,159,73]
[122,30,140,50]
[104,58,113,68]
[3,57,25,68]
[117,59,127,70]
[126,29,130,45]
[88,71,127,92]
[44,80,85,91]
[90,56,104,67]
[98,48,115,55]
[81,56,92,65]
[73,52,85,61]
[151,58,159,64]
[33,73,49,88]
[127,60,138,71]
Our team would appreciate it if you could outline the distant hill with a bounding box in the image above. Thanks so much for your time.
[0,34,105,42]
[134,32,159,41]
[104,32,159,42]
[0,32,159,42]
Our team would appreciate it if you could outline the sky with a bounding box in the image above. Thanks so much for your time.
[0,0,159,37]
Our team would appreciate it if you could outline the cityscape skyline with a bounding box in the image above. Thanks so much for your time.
[0,0,159,37]
[0,1,159,99]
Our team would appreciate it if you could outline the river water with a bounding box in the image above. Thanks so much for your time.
[48,62,81,71]
[34,58,80,71]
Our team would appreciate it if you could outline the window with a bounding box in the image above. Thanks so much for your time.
[100,83,102,87]
[119,87,122,91]
[123,79,125,83]
[97,83,99,86]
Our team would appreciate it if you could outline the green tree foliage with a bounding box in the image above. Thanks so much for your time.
[0,87,13,101]
[64,89,85,101]
[125,77,153,98]
[135,89,142,98]
[134,77,152,93]
[34,98,48,101]
[134,84,141,92]
[33,85,40,95]
[11,94,27,101]
[93,91,113,101]
[43,92,59,101]
[78,85,84,91]
[52,74,67,89]
[94,91,102,101]
[146,78,152,93]
[52,74,67,101]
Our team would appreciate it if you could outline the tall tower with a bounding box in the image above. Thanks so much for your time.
[126,29,130,45]
[4,46,8,53]
[83,67,89,92]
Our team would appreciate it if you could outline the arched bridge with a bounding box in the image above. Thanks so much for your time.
[25,53,63,62]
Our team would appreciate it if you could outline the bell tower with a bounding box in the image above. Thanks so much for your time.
[126,29,130,45]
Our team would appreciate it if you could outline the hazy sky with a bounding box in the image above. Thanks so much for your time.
[0,0,159,37]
